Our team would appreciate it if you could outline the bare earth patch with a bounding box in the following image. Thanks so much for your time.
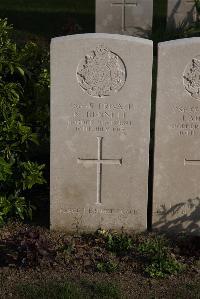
[0,222,199,299]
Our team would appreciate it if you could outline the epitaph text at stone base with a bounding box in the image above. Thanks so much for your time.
[51,34,153,232]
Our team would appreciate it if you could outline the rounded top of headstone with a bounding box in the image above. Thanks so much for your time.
[158,37,200,49]
[51,33,153,46]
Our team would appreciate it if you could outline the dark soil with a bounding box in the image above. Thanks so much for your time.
[0,222,199,299]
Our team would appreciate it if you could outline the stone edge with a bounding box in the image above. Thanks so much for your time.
[51,33,153,46]
[158,37,200,49]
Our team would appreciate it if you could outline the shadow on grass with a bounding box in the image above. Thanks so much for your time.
[16,280,121,299]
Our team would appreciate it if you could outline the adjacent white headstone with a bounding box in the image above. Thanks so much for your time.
[167,0,197,30]
[51,34,153,232]
[96,0,153,37]
[153,38,200,235]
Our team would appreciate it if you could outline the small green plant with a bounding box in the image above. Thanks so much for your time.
[145,257,185,278]
[98,230,133,255]
[138,236,185,278]
[96,260,118,273]
[138,235,168,256]
[61,242,76,255]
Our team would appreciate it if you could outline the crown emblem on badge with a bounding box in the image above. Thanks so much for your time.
[76,45,126,98]
[183,57,200,100]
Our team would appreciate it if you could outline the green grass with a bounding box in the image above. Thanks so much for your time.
[14,277,200,299]
[171,281,200,299]
[147,281,200,299]
[16,281,84,299]
[16,280,121,299]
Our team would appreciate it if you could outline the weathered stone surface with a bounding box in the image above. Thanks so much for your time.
[167,0,197,30]
[51,33,153,232]
[153,38,200,235]
[96,0,153,37]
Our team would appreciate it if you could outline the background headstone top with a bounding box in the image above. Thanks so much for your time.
[96,0,153,38]
[167,0,197,30]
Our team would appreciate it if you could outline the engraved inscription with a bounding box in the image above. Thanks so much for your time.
[61,208,137,215]
[76,45,126,98]
[169,105,200,136]
[77,137,122,205]
[67,102,134,135]
[60,208,138,231]
[183,56,200,100]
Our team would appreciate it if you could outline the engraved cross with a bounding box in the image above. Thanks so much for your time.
[184,158,200,166]
[77,137,122,205]
[111,0,138,32]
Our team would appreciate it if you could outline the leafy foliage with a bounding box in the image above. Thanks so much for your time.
[0,19,49,224]
[138,236,185,278]
[0,225,199,282]
[96,260,118,273]
[97,229,133,256]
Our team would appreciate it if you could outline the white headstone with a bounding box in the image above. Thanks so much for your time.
[51,34,153,232]
[153,38,200,235]
[167,0,197,30]
[96,0,153,37]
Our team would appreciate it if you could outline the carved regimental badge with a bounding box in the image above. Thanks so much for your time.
[76,45,126,98]
[183,56,200,100]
